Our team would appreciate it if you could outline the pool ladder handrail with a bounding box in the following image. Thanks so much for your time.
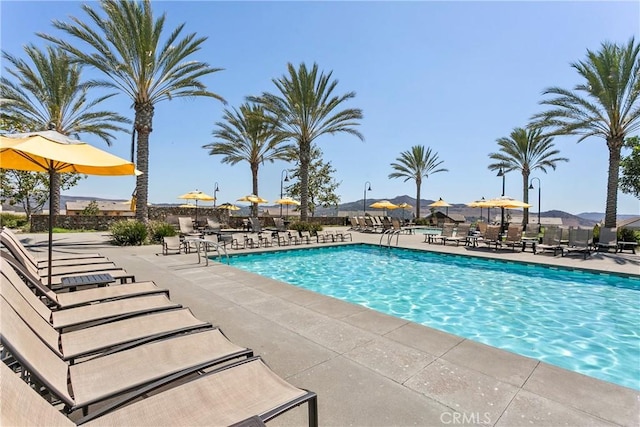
[379,228,401,248]
[202,241,230,265]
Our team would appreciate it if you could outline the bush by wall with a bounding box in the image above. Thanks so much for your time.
[109,220,148,246]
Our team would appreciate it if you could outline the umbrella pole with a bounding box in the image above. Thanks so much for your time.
[47,169,54,287]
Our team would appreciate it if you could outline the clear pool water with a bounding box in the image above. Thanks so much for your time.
[228,244,640,390]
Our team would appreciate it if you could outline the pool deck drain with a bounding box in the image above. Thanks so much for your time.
[19,229,640,427]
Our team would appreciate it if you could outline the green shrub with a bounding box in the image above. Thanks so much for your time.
[147,220,177,244]
[109,220,148,246]
[0,213,29,229]
[288,221,323,233]
[619,227,640,244]
[414,218,430,226]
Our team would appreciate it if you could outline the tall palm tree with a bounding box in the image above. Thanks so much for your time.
[39,0,225,222]
[388,145,447,219]
[532,38,640,228]
[488,126,568,225]
[1,44,129,214]
[203,103,291,217]
[248,62,363,221]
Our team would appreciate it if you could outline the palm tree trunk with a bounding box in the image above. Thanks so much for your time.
[251,163,259,218]
[50,172,61,215]
[415,181,421,219]
[299,139,310,222]
[604,140,622,228]
[522,172,530,227]
[134,104,154,223]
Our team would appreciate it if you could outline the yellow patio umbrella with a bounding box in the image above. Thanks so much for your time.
[466,197,493,222]
[396,202,413,220]
[217,202,240,211]
[275,197,301,219]
[429,197,452,216]
[237,194,268,204]
[178,190,215,223]
[0,130,138,286]
[369,200,399,215]
[487,196,531,209]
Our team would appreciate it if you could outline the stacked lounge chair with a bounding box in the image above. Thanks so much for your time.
[0,228,318,426]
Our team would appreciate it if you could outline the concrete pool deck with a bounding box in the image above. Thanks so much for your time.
[15,228,640,426]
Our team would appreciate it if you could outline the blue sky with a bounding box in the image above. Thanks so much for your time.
[1,1,639,215]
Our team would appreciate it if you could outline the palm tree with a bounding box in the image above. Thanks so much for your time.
[531,38,640,228]
[248,62,363,221]
[203,103,291,217]
[488,126,569,225]
[388,145,447,219]
[1,44,129,214]
[39,0,225,222]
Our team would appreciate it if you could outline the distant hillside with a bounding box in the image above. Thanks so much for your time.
[577,212,638,222]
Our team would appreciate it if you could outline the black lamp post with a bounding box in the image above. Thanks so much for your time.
[497,168,506,232]
[213,182,219,208]
[529,177,541,230]
[280,170,289,218]
[363,181,372,215]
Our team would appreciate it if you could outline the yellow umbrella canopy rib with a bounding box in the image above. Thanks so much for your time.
[429,198,451,208]
[275,197,301,206]
[237,194,268,204]
[369,200,399,209]
[178,190,215,201]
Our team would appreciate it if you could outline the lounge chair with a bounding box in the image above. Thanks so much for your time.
[535,226,563,256]
[1,291,209,363]
[162,236,186,255]
[1,356,318,427]
[2,254,168,310]
[0,300,252,417]
[1,263,181,331]
[1,227,108,267]
[431,223,455,245]
[562,227,593,259]
[348,216,360,231]
[178,216,201,238]
[205,218,222,234]
[481,225,502,250]
[2,245,136,287]
[502,224,524,251]
[596,227,618,253]
[443,223,471,246]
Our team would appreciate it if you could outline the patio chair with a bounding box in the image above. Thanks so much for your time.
[502,224,524,251]
[431,223,455,245]
[230,233,246,250]
[443,223,471,246]
[276,231,292,246]
[481,225,502,250]
[178,216,201,238]
[0,229,115,271]
[2,244,136,287]
[1,263,181,331]
[162,236,186,255]
[299,230,317,244]
[1,227,108,267]
[562,227,593,259]
[1,254,168,309]
[534,226,563,256]
[0,300,252,417]
[1,287,210,363]
[596,227,618,253]
[205,218,222,234]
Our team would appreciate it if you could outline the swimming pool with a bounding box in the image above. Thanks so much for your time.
[228,244,640,390]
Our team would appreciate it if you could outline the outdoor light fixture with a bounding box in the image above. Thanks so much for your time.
[363,181,372,215]
[280,170,290,218]
[529,177,541,229]
[213,182,219,208]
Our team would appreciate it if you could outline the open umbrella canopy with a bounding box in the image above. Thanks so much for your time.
[429,198,451,208]
[237,194,268,204]
[217,202,241,211]
[396,202,413,210]
[275,197,301,206]
[466,198,494,208]
[369,200,399,209]
[178,203,197,208]
[177,190,215,201]
[487,196,531,209]
[0,130,137,286]
[0,131,138,175]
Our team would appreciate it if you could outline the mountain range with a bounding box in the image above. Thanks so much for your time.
[3,194,636,227]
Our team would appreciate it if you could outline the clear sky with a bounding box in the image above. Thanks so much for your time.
[1,1,639,215]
